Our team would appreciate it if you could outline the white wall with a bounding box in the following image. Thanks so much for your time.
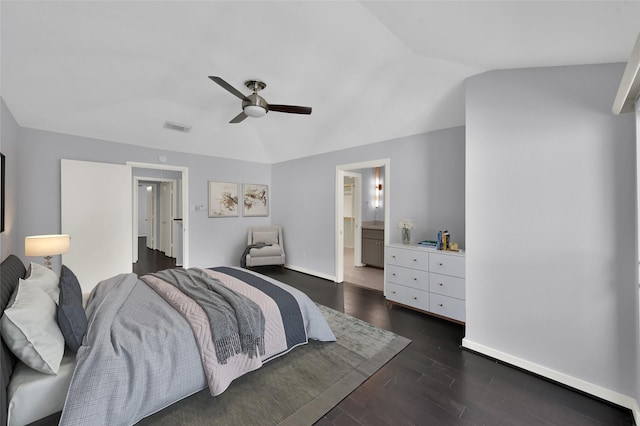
[137,185,148,236]
[464,63,638,409]
[0,99,20,260]
[357,166,385,222]
[271,127,465,279]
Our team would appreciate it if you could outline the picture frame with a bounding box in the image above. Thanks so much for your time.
[243,183,269,217]
[208,181,239,217]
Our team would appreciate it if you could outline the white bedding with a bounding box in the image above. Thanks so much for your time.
[7,351,76,426]
[6,294,89,426]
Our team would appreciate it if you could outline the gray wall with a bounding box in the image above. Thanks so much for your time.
[464,63,638,405]
[5,98,464,279]
[636,98,640,416]
[14,126,271,270]
[0,99,20,260]
[271,126,465,278]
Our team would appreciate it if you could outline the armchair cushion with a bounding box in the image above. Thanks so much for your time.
[249,244,282,257]
[252,231,278,245]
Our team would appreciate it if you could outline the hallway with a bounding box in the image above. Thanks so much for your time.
[343,247,383,292]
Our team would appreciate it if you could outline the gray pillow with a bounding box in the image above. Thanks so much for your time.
[56,265,87,353]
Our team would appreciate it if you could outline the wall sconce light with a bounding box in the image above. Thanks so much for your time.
[375,167,382,208]
[25,234,70,269]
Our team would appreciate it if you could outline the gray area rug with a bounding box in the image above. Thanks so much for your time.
[138,305,411,425]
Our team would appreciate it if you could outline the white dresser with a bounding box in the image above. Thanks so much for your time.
[385,243,466,324]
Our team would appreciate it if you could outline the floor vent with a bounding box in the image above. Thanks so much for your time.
[164,121,192,133]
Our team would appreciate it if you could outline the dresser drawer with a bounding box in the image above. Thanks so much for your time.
[386,282,429,312]
[386,265,428,290]
[429,273,465,300]
[430,293,465,322]
[429,253,465,278]
[386,246,429,270]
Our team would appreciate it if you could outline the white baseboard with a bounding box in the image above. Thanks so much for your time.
[461,338,639,421]
[284,264,336,282]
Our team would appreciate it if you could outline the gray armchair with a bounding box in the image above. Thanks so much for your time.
[244,225,285,268]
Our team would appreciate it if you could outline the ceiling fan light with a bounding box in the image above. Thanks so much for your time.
[244,105,267,118]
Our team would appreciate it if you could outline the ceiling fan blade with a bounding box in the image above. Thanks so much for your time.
[268,104,312,115]
[209,76,246,100]
[230,111,248,123]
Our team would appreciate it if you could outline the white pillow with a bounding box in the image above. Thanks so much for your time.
[0,281,65,375]
[25,262,60,304]
[253,231,278,245]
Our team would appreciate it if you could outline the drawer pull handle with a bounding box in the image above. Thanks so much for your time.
[438,263,443,266]
[392,256,396,259]
[439,303,443,307]
[413,259,417,262]
[439,283,443,286]
[392,291,396,294]
[413,297,417,300]
[392,273,396,276]
[413,277,417,281]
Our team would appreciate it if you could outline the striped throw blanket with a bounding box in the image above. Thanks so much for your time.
[148,268,265,364]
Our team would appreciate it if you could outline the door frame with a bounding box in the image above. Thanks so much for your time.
[159,180,176,256]
[133,177,177,261]
[343,171,363,266]
[128,162,189,268]
[146,183,157,250]
[335,159,390,283]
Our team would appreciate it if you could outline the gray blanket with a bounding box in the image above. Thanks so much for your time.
[59,268,337,426]
[151,268,265,364]
[240,242,271,268]
[60,274,207,426]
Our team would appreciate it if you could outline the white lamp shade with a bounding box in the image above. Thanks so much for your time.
[25,234,70,257]
[244,105,267,118]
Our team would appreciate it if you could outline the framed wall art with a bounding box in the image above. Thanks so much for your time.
[243,183,268,217]
[208,181,239,217]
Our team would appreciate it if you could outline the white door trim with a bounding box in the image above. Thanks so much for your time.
[133,177,177,261]
[344,171,363,267]
[128,162,190,269]
[335,159,390,283]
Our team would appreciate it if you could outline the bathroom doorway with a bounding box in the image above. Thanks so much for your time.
[335,159,390,293]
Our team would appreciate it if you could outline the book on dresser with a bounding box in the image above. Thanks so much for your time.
[384,243,465,324]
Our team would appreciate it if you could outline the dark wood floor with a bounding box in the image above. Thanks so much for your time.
[132,237,176,276]
[134,244,635,426]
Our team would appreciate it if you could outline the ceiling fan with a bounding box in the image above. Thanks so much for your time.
[209,76,312,123]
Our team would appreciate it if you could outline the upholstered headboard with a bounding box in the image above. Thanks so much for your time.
[1,255,27,426]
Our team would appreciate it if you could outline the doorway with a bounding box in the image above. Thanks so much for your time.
[129,162,189,269]
[335,159,390,292]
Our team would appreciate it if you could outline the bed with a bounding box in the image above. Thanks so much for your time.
[0,255,336,426]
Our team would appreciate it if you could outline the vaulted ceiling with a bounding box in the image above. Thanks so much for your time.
[2,1,639,164]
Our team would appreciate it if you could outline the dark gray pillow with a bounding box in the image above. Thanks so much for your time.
[56,265,87,352]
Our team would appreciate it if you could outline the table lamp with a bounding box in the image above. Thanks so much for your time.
[25,234,70,269]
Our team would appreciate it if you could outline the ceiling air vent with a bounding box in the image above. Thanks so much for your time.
[164,121,192,133]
